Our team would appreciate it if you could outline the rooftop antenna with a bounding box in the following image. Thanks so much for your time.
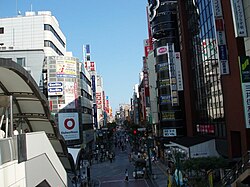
[30,4,33,12]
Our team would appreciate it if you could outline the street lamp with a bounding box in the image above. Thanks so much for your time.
[166,147,186,187]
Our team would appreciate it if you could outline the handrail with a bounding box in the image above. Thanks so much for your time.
[219,151,250,186]
[0,137,17,166]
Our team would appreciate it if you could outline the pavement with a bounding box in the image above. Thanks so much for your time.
[149,160,169,187]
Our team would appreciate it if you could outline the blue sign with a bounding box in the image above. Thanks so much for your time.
[48,88,63,92]
[48,82,63,87]
[218,45,227,60]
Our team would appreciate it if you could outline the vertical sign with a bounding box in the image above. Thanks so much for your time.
[230,0,247,37]
[239,56,250,128]
[212,0,230,75]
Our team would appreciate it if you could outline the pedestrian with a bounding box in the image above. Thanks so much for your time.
[125,169,129,182]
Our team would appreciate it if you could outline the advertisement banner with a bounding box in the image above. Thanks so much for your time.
[239,56,250,128]
[58,113,79,140]
[56,60,77,78]
[58,82,76,109]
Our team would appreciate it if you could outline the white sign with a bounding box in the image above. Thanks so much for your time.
[212,0,223,17]
[163,129,176,137]
[242,83,250,128]
[175,52,183,91]
[156,46,168,56]
[58,113,79,140]
[230,0,247,37]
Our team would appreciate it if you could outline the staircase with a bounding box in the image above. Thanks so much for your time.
[219,151,250,186]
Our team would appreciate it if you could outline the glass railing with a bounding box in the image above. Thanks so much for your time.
[0,137,17,166]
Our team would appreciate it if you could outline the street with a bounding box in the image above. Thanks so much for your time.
[90,131,155,187]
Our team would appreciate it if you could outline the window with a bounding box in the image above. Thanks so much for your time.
[0,27,4,34]
[16,58,26,66]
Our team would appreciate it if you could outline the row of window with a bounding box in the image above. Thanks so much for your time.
[44,40,63,55]
[186,0,226,137]
[44,24,65,47]
[80,72,91,87]
[81,89,92,101]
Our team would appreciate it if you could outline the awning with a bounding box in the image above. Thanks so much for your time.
[0,58,75,174]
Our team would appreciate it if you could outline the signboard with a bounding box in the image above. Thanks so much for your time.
[211,0,230,75]
[230,0,247,37]
[56,60,77,78]
[58,113,80,140]
[58,82,76,109]
[163,129,176,137]
[175,52,183,91]
[48,82,63,96]
[239,56,250,128]
[156,46,168,56]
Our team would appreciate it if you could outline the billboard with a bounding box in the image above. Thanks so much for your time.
[58,82,76,109]
[56,60,77,78]
[58,113,80,140]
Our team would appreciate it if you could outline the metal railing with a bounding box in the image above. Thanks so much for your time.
[218,151,250,186]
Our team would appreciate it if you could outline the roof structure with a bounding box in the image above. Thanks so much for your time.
[170,136,214,148]
[0,58,76,174]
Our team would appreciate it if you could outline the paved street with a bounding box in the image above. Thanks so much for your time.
[90,136,155,187]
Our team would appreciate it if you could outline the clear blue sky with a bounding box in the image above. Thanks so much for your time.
[0,0,148,112]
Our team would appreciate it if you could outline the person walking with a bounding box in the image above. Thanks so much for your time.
[125,169,129,182]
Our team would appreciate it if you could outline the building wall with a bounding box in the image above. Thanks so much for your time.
[147,51,159,125]
[0,11,66,85]
[179,0,249,158]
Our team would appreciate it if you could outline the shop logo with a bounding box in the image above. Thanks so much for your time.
[147,0,160,22]
[64,118,75,130]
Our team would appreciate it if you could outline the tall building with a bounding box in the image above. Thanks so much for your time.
[0,11,66,85]
[44,55,94,150]
[178,0,250,159]
[147,0,185,153]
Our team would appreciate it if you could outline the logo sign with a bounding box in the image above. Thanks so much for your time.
[48,82,63,96]
[156,46,168,56]
[58,113,79,140]
[64,118,75,130]
[48,82,63,87]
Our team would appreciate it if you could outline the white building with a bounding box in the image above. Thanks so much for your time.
[0,11,66,85]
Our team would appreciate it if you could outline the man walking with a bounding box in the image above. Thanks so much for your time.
[125,169,129,182]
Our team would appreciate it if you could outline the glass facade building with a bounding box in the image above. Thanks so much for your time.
[183,0,226,137]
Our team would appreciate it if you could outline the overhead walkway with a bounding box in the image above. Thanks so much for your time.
[0,58,79,186]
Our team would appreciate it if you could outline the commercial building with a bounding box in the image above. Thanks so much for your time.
[0,11,66,86]
[44,56,94,150]
[147,0,185,154]
[178,0,250,160]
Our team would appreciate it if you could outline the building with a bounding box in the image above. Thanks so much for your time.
[0,11,66,86]
[178,0,250,160]
[147,0,185,156]
[44,55,94,151]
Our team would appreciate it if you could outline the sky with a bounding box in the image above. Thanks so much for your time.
[0,0,148,111]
